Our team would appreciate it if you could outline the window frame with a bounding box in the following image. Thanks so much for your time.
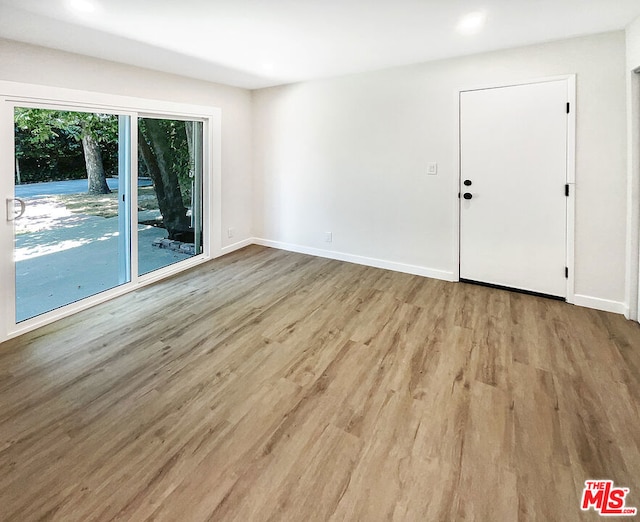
[0,81,222,342]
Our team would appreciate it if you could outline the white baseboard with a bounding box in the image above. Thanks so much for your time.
[219,238,253,256]
[253,238,456,282]
[221,239,628,317]
[573,294,627,315]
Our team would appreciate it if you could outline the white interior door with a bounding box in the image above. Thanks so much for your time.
[459,80,568,297]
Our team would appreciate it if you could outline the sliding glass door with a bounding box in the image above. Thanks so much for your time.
[137,117,203,275]
[13,107,131,322]
[8,105,206,325]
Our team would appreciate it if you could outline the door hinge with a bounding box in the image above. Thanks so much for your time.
[565,267,569,279]
[565,184,569,197]
[566,102,570,114]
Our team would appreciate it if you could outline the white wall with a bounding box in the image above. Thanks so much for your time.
[626,16,640,320]
[0,38,253,251]
[253,32,628,311]
[0,33,631,314]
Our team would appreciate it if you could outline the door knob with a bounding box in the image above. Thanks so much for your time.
[463,180,472,186]
[463,193,473,200]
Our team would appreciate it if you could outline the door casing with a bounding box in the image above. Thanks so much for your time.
[0,81,222,343]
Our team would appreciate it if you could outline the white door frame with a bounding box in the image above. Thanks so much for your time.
[627,68,640,321]
[0,81,222,343]
[453,75,576,302]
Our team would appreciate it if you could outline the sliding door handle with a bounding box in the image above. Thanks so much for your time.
[6,198,26,221]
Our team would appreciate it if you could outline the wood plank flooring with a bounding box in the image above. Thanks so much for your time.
[0,245,639,521]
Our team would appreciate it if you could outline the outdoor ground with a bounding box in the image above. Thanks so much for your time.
[14,178,192,322]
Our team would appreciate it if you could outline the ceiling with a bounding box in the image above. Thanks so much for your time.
[1,0,639,90]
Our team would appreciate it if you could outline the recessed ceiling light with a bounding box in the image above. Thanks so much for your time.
[66,0,97,14]
[457,11,487,35]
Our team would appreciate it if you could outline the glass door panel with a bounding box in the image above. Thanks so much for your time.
[137,117,203,275]
[13,107,130,322]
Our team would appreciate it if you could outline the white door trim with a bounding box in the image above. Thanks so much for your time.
[0,80,223,343]
[454,75,576,303]
[626,69,640,321]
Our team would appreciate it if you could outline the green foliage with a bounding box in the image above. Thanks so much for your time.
[15,108,118,143]
[14,109,199,196]
[139,118,196,204]
[14,107,118,183]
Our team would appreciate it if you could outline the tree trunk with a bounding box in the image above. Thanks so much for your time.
[185,121,195,179]
[82,131,111,195]
[138,121,190,240]
[15,157,21,185]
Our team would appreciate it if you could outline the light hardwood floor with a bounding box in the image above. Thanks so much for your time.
[0,245,639,521]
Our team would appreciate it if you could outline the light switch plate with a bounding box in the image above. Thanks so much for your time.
[427,163,438,175]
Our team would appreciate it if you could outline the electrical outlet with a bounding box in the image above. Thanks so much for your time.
[324,232,332,243]
[427,163,438,175]
[227,227,234,239]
